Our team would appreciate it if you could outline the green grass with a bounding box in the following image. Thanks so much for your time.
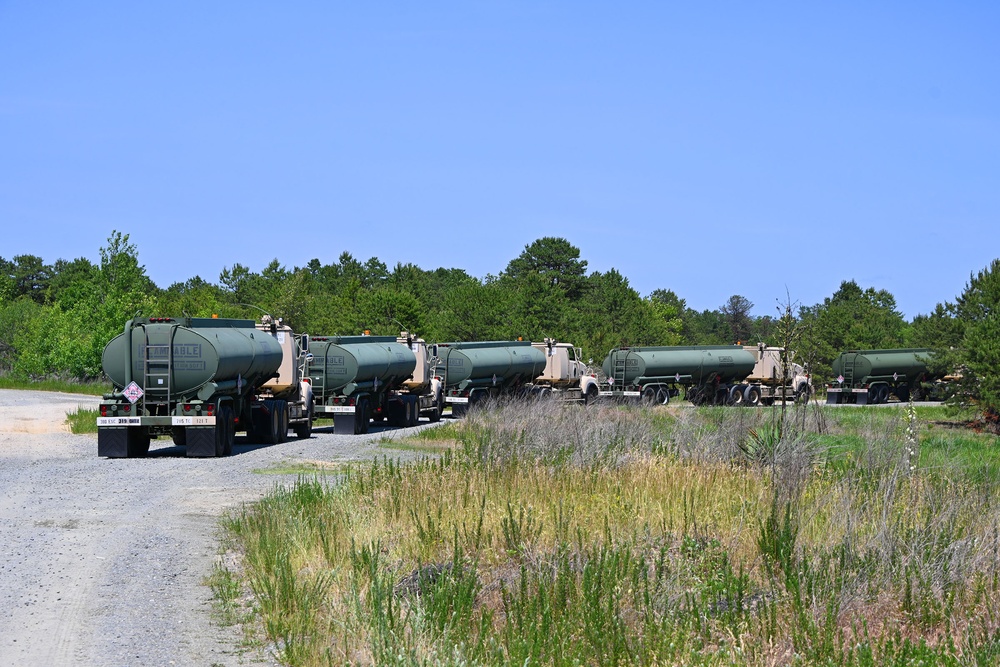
[66,407,99,434]
[0,376,110,395]
[215,401,1000,666]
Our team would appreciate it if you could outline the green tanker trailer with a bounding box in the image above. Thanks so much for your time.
[308,335,419,434]
[435,341,547,417]
[97,315,314,458]
[826,348,941,404]
[600,345,758,405]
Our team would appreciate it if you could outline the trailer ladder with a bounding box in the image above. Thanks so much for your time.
[309,356,325,402]
[842,354,856,387]
[142,325,175,410]
[613,351,628,389]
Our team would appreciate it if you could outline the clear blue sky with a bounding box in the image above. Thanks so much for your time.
[2,2,997,319]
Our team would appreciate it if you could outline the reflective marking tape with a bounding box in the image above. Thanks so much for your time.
[97,417,141,426]
[171,416,215,426]
[315,405,356,414]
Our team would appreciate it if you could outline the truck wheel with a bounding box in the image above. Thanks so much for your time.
[222,406,235,456]
[729,385,745,406]
[275,401,289,443]
[171,426,187,447]
[294,400,313,439]
[895,385,910,403]
[743,385,761,406]
[583,384,599,406]
[355,398,369,434]
[642,386,658,405]
[215,406,234,457]
[428,392,443,423]
[655,388,670,405]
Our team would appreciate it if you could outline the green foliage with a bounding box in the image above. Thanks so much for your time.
[951,259,1000,420]
[66,407,99,434]
[3,234,998,412]
[798,280,908,380]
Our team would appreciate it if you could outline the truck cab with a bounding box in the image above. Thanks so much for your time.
[531,338,601,403]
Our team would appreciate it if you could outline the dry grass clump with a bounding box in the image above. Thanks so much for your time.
[215,400,1000,666]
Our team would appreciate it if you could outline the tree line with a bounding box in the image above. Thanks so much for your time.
[2,232,997,420]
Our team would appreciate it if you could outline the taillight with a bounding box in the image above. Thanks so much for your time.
[100,405,108,417]
[207,404,215,416]
[123,404,130,413]
[183,404,191,412]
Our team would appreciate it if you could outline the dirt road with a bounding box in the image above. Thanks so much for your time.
[0,390,420,666]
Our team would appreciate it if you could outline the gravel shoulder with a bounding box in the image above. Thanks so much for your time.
[0,389,430,666]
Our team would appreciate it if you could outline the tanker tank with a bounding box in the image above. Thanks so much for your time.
[97,315,292,459]
[308,335,417,398]
[827,348,937,404]
[436,341,547,416]
[601,345,757,405]
[101,316,283,401]
[436,341,547,390]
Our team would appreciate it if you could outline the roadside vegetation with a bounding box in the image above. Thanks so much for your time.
[66,407,99,434]
[214,399,1000,666]
[0,376,108,396]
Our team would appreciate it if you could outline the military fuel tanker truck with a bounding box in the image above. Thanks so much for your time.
[600,345,758,405]
[97,315,314,458]
[308,334,424,434]
[436,341,547,417]
[826,348,944,404]
[527,338,601,403]
[732,344,813,406]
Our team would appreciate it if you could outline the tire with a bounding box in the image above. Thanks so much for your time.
[729,385,745,406]
[222,406,235,456]
[642,386,658,405]
[428,392,443,423]
[171,426,187,448]
[293,399,313,439]
[895,385,910,403]
[355,398,369,435]
[407,396,419,427]
[583,384,599,406]
[215,405,233,457]
[655,387,670,406]
[795,383,811,404]
[276,400,289,443]
[743,385,761,406]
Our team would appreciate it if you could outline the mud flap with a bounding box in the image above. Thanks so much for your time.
[98,428,128,458]
[333,414,356,435]
[185,426,217,457]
